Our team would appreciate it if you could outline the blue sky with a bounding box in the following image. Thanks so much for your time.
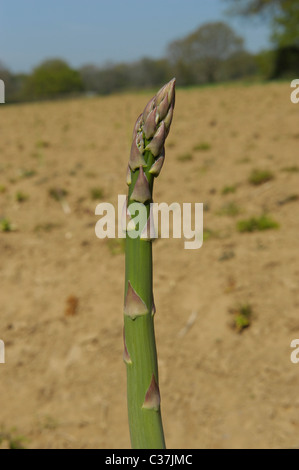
[0,0,271,73]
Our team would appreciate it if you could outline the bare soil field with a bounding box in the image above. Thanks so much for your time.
[0,82,299,449]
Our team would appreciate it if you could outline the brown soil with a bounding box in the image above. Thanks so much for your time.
[0,82,299,449]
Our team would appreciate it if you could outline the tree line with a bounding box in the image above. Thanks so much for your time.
[1,13,298,102]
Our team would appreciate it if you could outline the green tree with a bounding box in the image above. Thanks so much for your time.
[167,22,244,84]
[127,57,172,89]
[79,58,172,95]
[0,62,13,98]
[94,62,130,94]
[224,0,299,47]
[224,0,284,16]
[224,0,299,78]
[79,64,102,93]
[255,49,276,77]
[0,61,27,102]
[23,59,84,100]
[271,1,299,47]
[221,50,258,80]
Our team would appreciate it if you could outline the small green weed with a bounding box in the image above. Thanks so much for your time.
[203,228,217,241]
[90,187,104,200]
[15,191,29,202]
[237,214,279,233]
[231,303,252,333]
[221,185,237,195]
[249,169,274,185]
[219,250,235,262]
[0,218,13,232]
[217,202,241,217]
[49,187,68,201]
[193,142,211,151]
[230,303,253,332]
[0,427,27,449]
[36,139,50,149]
[19,169,37,179]
[281,166,299,173]
[277,194,299,205]
[177,153,193,162]
[34,222,61,233]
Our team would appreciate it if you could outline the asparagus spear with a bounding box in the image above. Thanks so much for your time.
[123,79,176,449]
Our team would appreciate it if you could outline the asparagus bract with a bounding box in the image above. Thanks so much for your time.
[123,78,175,449]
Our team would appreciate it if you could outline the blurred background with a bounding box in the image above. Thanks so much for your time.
[0,0,299,449]
[1,0,299,102]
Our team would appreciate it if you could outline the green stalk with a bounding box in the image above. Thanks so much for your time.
[123,79,176,449]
